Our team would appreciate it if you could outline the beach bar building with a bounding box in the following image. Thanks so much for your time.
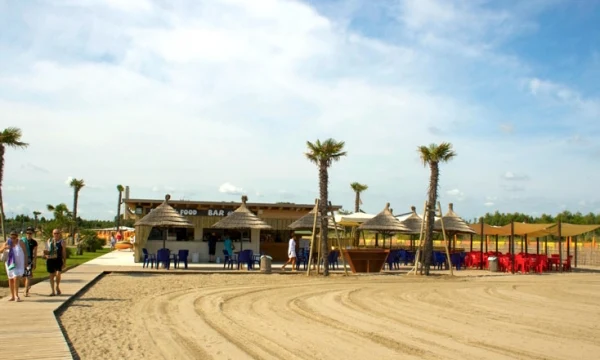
[125,196,341,262]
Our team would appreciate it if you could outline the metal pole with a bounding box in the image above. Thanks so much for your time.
[469,233,473,252]
[306,199,319,276]
[510,221,515,274]
[479,218,484,270]
[558,219,563,273]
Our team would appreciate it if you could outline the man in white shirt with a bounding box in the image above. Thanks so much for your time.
[281,234,297,271]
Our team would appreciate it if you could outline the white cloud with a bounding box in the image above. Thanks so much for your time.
[446,188,465,201]
[1,0,599,221]
[484,202,495,207]
[503,171,529,181]
[219,182,245,195]
[5,185,26,192]
[65,176,73,185]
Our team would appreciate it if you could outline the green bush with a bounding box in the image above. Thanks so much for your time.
[79,230,103,252]
[65,246,75,259]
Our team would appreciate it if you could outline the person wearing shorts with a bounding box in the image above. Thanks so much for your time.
[208,232,218,263]
[21,227,38,297]
[281,234,298,271]
[45,229,67,296]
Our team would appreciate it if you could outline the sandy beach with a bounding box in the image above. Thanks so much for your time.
[59,272,600,360]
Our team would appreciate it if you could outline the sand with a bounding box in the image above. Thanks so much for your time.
[59,272,600,360]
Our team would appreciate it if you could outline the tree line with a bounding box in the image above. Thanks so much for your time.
[474,210,600,226]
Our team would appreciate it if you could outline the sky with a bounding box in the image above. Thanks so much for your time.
[2,0,600,221]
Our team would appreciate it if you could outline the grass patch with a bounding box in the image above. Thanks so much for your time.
[0,248,111,284]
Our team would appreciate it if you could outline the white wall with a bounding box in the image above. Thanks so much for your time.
[145,237,260,263]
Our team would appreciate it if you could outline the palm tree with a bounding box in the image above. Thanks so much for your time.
[33,211,41,230]
[350,182,368,246]
[47,203,73,231]
[69,178,85,244]
[305,139,347,276]
[0,127,28,242]
[418,142,456,276]
[116,184,124,232]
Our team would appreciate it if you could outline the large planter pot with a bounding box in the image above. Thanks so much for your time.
[342,249,390,273]
[115,243,132,250]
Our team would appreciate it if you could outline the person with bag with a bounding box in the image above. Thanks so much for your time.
[1,231,28,302]
[44,229,67,296]
[20,227,38,297]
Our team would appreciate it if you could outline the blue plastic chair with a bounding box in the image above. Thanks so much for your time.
[296,248,309,270]
[433,251,446,270]
[451,253,463,270]
[223,250,235,269]
[156,248,171,270]
[237,249,254,270]
[328,250,339,270]
[177,250,189,269]
[142,248,155,269]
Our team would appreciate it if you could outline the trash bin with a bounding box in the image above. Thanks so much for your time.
[488,256,499,272]
[191,252,200,264]
[260,255,273,274]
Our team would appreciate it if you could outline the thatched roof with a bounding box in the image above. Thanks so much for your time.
[134,195,193,228]
[399,206,423,234]
[434,203,475,234]
[358,203,411,233]
[211,196,272,230]
[288,205,342,230]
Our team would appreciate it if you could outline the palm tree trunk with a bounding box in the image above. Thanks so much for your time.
[116,191,122,231]
[72,189,79,245]
[0,145,5,243]
[354,191,360,247]
[423,162,440,276]
[319,161,330,276]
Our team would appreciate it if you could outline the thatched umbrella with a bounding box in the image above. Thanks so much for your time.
[211,195,272,251]
[433,203,475,251]
[134,194,193,249]
[289,205,341,231]
[359,203,411,247]
[399,206,423,234]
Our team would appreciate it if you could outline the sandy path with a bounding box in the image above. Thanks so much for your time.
[59,273,600,360]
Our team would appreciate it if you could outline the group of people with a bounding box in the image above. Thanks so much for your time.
[1,227,67,302]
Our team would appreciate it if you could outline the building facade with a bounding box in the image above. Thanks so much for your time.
[125,198,340,262]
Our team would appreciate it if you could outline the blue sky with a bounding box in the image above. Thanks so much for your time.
[1,0,600,221]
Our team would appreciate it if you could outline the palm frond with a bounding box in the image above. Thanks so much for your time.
[0,127,28,148]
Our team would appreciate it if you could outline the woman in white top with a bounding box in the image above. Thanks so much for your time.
[1,232,28,302]
[281,235,297,271]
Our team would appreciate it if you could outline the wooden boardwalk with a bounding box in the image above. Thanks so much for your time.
[0,264,105,360]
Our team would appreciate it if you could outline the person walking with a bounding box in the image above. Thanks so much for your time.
[21,227,38,297]
[44,229,67,296]
[110,234,116,250]
[1,231,28,302]
[281,234,298,271]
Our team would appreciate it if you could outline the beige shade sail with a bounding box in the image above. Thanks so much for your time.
[434,203,475,234]
[496,222,554,236]
[211,196,272,230]
[526,223,600,237]
[134,194,193,228]
[468,223,510,236]
[334,212,376,226]
[358,203,411,233]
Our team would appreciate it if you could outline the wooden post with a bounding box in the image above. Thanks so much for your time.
[574,235,578,268]
[510,221,515,274]
[408,201,427,276]
[545,236,548,256]
[469,233,473,252]
[558,219,562,273]
[495,234,499,254]
[485,235,488,253]
[306,199,319,276]
[479,218,484,270]
[437,202,453,275]
[567,235,571,266]
[329,201,348,276]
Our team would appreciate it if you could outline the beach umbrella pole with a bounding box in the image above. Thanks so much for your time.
[307,199,319,276]
[407,201,427,276]
[437,202,453,276]
[329,201,348,276]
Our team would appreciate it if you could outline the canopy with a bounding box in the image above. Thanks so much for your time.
[211,196,272,230]
[134,195,193,228]
[289,204,341,230]
[468,223,509,236]
[433,203,475,234]
[358,203,411,233]
[527,223,600,237]
[334,212,375,226]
